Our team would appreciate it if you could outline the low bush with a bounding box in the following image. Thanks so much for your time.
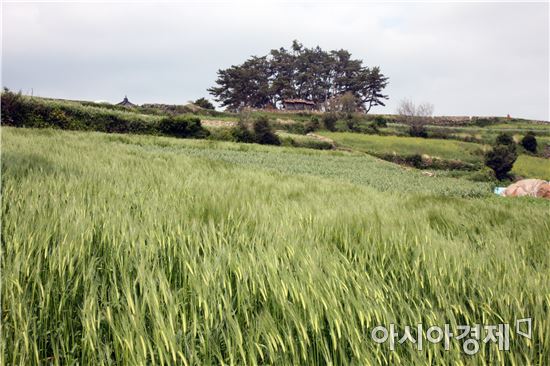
[279,135,333,150]
[345,118,359,132]
[322,113,338,131]
[194,97,215,110]
[472,117,499,127]
[521,132,537,153]
[365,123,380,134]
[409,124,428,138]
[278,123,306,135]
[158,116,209,138]
[253,117,280,145]
[298,139,333,150]
[495,133,515,146]
[371,115,388,128]
[456,135,483,143]
[305,116,321,133]
[231,121,255,143]
[406,154,423,168]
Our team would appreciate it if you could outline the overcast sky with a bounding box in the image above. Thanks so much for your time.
[2,1,549,120]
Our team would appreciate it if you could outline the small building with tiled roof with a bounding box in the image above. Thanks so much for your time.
[282,99,315,111]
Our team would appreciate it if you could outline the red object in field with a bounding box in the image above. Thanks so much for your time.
[507,114,511,119]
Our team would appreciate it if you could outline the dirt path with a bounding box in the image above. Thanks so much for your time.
[201,119,237,128]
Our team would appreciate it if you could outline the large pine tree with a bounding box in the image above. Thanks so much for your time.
[208,41,389,112]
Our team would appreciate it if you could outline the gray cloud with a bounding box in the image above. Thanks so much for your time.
[2,1,549,120]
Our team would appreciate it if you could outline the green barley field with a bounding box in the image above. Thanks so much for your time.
[2,127,550,365]
[320,131,550,180]
[512,155,550,181]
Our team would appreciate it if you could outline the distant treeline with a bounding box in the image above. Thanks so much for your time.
[208,40,389,112]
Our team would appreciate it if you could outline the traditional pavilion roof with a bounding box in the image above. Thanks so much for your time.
[117,96,136,107]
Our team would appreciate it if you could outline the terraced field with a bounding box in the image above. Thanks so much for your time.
[318,131,488,163]
[513,155,550,180]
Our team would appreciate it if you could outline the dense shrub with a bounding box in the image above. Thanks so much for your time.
[1,91,84,130]
[333,119,349,132]
[330,120,370,134]
[253,117,280,145]
[409,124,428,138]
[305,116,320,133]
[158,116,209,138]
[375,154,424,169]
[46,108,72,129]
[428,130,450,139]
[472,117,499,127]
[365,122,380,134]
[406,154,423,168]
[484,133,518,180]
[345,118,358,132]
[232,121,255,143]
[343,114,369,133]
[495,133,515,146]
[1,88,26,125]
[372,115,388,128]
[280,136,333,150]
[194,98,215,110]
[484,146,517,180]
[298,139,333,150]
[322,113,338,131]
[458,135,483,143]
[521,132,537,153]
[277,123,305,135]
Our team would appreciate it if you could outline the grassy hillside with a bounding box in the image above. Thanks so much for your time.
[319,131,550,180]
[513,155,550,180]
[536,135,550,147]
[490,122,550,131]
[2,127,549,365]
[3,92,549,185]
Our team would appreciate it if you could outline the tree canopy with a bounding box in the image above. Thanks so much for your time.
[485,133,518,180]
[208,41,389,112]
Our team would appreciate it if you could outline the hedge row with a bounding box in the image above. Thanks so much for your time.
[1,90,209,139]
[374,153,479,171]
